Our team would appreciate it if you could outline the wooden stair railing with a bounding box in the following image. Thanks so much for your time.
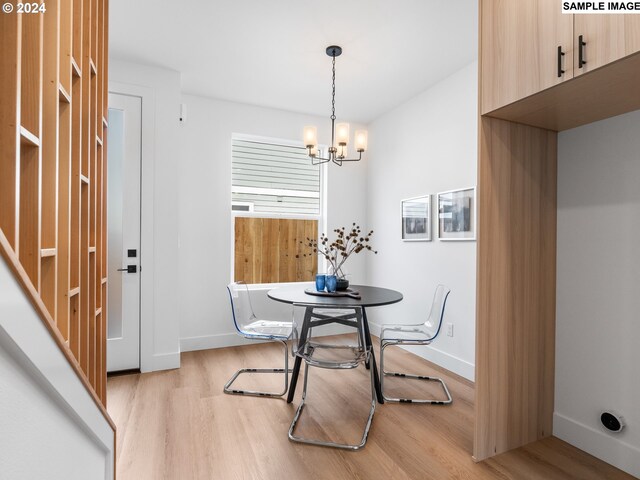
[0,0,111,422]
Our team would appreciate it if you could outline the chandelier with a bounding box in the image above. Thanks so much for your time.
[303,46,368,166]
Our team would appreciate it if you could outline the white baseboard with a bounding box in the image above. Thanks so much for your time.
[180,325,356,353]
[368,320,475,382]
[554,412,640,478]
[180,333,260,352]
[149,351,181,371]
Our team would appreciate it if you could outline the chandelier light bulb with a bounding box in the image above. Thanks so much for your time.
[336,123,350,146]
[355,130,368,152]
[303,126,318,149]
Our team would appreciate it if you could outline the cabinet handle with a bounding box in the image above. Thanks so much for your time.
[578,35,587,68]
[557,46,565,77]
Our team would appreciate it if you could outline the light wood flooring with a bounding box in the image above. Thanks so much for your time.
[107,339,635,480]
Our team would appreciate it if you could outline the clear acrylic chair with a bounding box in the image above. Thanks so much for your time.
[224,282,292,397]
[307,307,365,356]
[380,284,453,405]
[288,303,376,450]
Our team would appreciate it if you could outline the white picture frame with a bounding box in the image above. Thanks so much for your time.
[437,187,476,241]
[401,195,431,241]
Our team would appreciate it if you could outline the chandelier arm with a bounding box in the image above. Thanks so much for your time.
[311,155,332,165]
[334,152,363,163]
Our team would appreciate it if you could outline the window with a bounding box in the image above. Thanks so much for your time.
[231,135,323,285]
[231,136,320,215]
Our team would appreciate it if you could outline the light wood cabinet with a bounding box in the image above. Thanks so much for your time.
[481,0,573,114]
[574,16,640,76]
[573,15,625,75]
[625,16,640,56]
[482,1,640,113]
[476,0,640,464]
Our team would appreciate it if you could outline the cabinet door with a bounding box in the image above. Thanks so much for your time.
[574,16,625,76]
[625,16,640,56]
[481,0,573,114]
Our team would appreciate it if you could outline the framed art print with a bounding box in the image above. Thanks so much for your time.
[401,195,431,241]
[437,187,476,241]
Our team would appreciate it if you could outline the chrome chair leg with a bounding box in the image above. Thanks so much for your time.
[380,341,452,405]
[223,340,293,397]
[288,360,376,450]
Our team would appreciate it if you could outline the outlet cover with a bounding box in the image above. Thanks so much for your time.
[446,323,454,337]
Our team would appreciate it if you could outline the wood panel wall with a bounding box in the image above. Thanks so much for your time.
[234,217,318,284]
[0,0,109,409]
[474,116,557,461]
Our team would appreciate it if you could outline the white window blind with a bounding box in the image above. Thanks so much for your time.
[231,137,320,215]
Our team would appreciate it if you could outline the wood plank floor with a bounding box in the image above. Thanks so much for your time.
[107,339,634,480]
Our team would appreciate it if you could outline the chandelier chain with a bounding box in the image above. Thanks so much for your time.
[331,54,336,121]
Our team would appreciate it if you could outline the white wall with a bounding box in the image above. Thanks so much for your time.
[109,60,181,371]
[364,62,478,380]
[111,58,479,383]
[554,109,640,478]
[0,257,114,479]
[177,95,368,351]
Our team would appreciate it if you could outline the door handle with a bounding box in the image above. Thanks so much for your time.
[578,35,587,68]
[117,265,137,273]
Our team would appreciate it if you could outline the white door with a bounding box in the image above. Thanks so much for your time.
[107,93,142,372]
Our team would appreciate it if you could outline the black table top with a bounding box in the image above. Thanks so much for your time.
[268,284,403,308]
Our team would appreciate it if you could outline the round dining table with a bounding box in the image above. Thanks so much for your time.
[268,284,403,404]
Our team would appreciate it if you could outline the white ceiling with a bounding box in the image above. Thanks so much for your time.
[109,0,478,124]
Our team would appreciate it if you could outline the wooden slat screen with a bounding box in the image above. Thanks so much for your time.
[234,217,318,284]
[0,0,109,408]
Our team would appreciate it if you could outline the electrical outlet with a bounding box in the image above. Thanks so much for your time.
[446,323,454,337]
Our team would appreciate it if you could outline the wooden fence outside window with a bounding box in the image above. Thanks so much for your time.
[234,217,318,284]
